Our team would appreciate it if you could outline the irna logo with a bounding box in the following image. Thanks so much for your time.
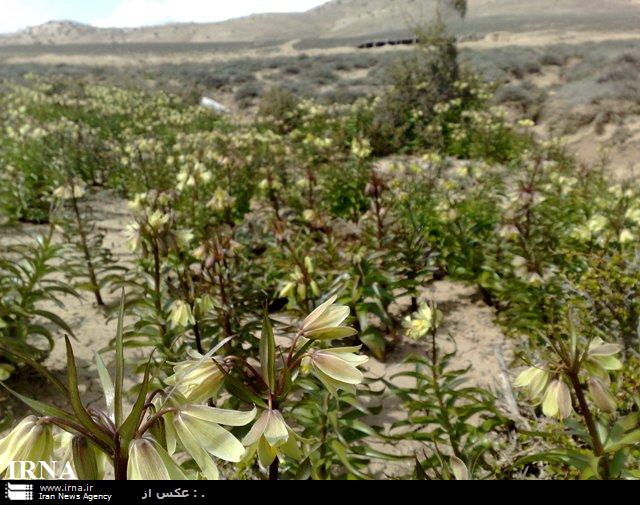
[6,461,76,480]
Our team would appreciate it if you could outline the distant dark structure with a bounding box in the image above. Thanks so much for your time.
[357,38,420,50]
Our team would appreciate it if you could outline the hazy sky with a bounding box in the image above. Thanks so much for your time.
[0,0,330,34]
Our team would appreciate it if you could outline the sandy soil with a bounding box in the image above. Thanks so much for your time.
[564,120,640,180]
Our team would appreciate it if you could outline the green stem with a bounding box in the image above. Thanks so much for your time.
[71,194,104,306]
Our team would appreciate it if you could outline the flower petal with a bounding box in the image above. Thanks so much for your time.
[173,416,220,479]
[302,296,337,331]
[176,413,246,463]
[313,353,363,385]
[313,305,350,330]
[589,343,623,357]
[263,410,289,448]
[257,437,278,468]
[182,406,256,427]
[542,381,560,418]
[242,409,270,447]
[305,326,357,341]
[128,438,187,480]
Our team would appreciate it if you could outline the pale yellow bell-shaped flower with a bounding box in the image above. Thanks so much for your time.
[619,229,635,244]
[587,214,608,234]
[127,437,188,480]
[306,346,368,396]
[242,410,301,468]
[301,295,356,340]
[351,138,372,159]
[172,406,256,480]
[147,210,171,231]
[542,380,572,420]
[166,351,225,403]
[207,188,236,212]
[128,193,147,212]
[175,229,194,248]
[169,300,195,328]
[585,338,623,381]
[403,304,440,341]
[625,207,640,225]
[514,366,550,403]
[0,416,54,476]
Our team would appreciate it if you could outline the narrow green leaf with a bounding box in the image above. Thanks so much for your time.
[95,353,115,422]
[32,309,77,339]
[360,330,386,360]
[259,313,276,391]
[65,336,113,450]
[0,383,75,423]
[0,344,68,396]
[330,440,371,480]
[295,456,312,480]
[118,358,151,451]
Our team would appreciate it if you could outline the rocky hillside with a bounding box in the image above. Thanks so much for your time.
[1,0,639,46]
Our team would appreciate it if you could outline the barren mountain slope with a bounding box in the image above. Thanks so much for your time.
[2,0,639,46]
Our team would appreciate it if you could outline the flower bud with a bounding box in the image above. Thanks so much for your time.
[588,377,617,413]
[71,436,102,480]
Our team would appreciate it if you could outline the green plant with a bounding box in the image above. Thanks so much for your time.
[514,309,640,479]
[390,303,510,480]
[0,229,76,370]
[52,181,123,307]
